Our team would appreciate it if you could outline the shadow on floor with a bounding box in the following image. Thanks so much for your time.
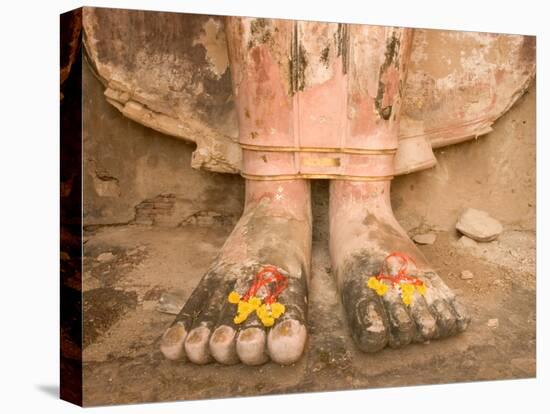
[36,384,59,399]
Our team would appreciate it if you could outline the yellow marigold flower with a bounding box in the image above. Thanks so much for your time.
[256,304,268,319]
[401,283,415,296]
[248,296,261,309]
[367,277,388,296]
[417,283,427,296]
[228,291,241,304]
[367,277,380,290]
[375,283,388,296]
[271,302,285,318]
[402,294,412,306]
[238,301,254,315]
[261,315,275,327]
[234,313,247,324]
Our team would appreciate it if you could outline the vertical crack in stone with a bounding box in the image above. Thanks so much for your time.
[289,21,307,95]
[374,31,401,120]
[336,23,350,75]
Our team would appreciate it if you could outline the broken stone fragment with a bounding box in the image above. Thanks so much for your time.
[96,252,116,263]
[412,232,437,245]
[487,318,499,329]
[157,291,186,315]
[460,270,474,280]
[457,235,478,249]
[456,208,503,242]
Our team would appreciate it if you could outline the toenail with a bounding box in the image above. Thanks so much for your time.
[186,330,202,343]
[163,324,185,345]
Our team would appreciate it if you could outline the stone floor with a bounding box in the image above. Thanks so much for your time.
[81,219,536,406]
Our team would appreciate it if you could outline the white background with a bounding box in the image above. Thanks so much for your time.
[0,0,547,412]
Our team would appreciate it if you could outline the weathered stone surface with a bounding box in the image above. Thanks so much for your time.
[96,252,115,263]
[82,7,535,175]
[456,208,503,242]
[83,287,138,347]
[460,270,474,280]
[510,357,536,374]
[82,56,245,227]
[82,8,240,174]
[413,232,437,245]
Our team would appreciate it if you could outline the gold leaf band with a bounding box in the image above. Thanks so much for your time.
[241,173,395,181]
[301,157,341,167]
[240,143,397,155]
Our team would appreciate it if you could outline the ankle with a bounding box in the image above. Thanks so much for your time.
[329,180,393,216]
[244,179,311,220]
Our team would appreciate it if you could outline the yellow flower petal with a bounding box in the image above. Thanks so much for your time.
[375,283,388,296]
[248,296,261,309]
[261,316,275,327]
[228,291,241,304]
[271,302,285,318]
[238,301,254,315]
[401,283,415,295]
[234,313,247,324]
[402,293,412,306]
[367,277,380,290]
[256,304,268,319]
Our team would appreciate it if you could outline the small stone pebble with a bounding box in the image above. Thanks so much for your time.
[457,235,478,249]
[460,270,474,280]
[157,291,186,315]
[487,318,499,328]
[413,233,437,245]
[96,252,115,263]
[456,208,503,242]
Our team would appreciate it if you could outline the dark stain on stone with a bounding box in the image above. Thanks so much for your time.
[249,18,272,46]
[83,287,137,347]
[203,183,243,210]
[336,24,350,74]
[261,155,268,163]
[171,268,227,330]
[380,106,393,120]
[363,213,378,227]
[244,108,251,118]
[374,31,401,120]
[89,10,234,132]
[519,35,536,65]
[298,44,308,90]
[289,22,308,95]
[320,45,330,68]
[339,253,391,352]
[143,286,163,301]
[250,131,259,139]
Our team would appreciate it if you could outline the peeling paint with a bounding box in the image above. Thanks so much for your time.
[193,18,229,78]
[335,23,349,75]
[374,32,401,121]
[83,9,535,177]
